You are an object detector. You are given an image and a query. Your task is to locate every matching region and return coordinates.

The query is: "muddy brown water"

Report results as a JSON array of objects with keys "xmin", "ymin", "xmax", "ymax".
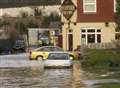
[
  {"xmin": 1, "ymin": 60, "xmax": 120, "ymax": 88},
  {"xmin": 0, "ymin": 61, "xmax": 91, "ymax": 88}
]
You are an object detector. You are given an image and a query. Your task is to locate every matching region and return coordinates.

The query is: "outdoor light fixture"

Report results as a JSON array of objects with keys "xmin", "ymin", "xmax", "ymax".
[
  {"xmin": 105, "ymin": 22, "xmax": 109, "ymax": 27},
  {"xmin": 74, "ymin": 22, "xmax": 77, "ymax": 25}
]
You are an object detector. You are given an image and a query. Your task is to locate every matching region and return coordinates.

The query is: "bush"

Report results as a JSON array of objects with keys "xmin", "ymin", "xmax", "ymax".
[
  {"xmin": 113, "ymin": 40, "xmax": 120, "ymax": 49},
  {"xmin": 81, "ymin": 49, "xmax": 120, "ymax": 70}
]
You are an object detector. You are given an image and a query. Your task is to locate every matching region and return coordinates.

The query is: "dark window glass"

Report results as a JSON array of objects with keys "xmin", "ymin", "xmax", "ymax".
[
  {"xmin": 48, "ymin": 53, "xmax": 69, "ymax": 60},
  {"xmin": 87, "ymin": 29, "xmax": 95, "ymax": 32},
  {"xmin": 115, "ymin": 28, "xmax": 120, "ymax": 32},
  {"xmin": 115, "ymin": 33, "xmax": 120, "ymax": 40},
  {"xmin": 81, "ymin": 30, "xmax": 86, "ymax": 32},
  {"xmin": 88, "ymin": 34, "xmax": 95, "ymax": 43},
  {"xmin": 97, "ymin": 34, "xmax": 101, "ymax": 43},
  {"xmin": 50, "ymin": 47, "xmax": 63, "ymax": 51},
  {"xmin": 97, "ymin": 29, "xmax": 101, "ymax": 32},
  {"xmin": 37, "ymin": 47, "xmax": 50, "ymax": 51},
  {"xmin": 36, "ymin": 46, "xmax": 63, "ymax": 51},
  {"xmin": 82, "ymin": 34, "xmax": 86, "ymax": 38}
]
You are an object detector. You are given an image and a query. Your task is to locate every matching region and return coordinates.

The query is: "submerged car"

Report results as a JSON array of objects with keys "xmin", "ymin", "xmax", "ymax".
[
  {"xmin": 44, "ymin": 52, "xmax": 73, "ymax": 68},
  {"xmin": 29, "ymin": 46, "xmax": 76, "ymax": 60},
  {"xmin": 29, "ymin": 46, "xmax": 64, "ymax": 60}
]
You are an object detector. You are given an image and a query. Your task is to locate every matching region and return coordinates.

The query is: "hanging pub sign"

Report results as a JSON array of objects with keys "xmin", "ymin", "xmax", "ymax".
[{"xmin": 60, "ymin": 0, "xmax": 76, "ymax": 20}]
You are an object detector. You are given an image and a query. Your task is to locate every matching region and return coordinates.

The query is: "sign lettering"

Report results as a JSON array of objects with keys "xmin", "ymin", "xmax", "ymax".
[{"xmin": 60, "ymin": 0, "xmax": 76, "ymax": 20}]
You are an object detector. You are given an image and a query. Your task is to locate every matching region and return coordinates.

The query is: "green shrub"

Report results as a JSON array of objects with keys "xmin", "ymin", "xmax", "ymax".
[{"xmin": 81, "ymin": 49, "xmax": 120, "ymax": 70}]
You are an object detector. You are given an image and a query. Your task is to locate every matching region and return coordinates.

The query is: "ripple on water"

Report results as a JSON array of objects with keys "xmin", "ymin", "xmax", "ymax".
[
  {"xmin": 0, "ymin": 62, "xmax": 89, "ymax": 88},
  {"xmin": 0, "ymin": 61, "xmax": 97, "ymax": 88}
]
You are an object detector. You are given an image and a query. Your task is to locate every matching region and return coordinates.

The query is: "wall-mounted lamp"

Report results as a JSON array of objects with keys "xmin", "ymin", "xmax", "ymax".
[
  {"xmin": 105, "ymin": 22, "xmax": 109, "ymax": 27},
  {"xmin": 73, "ymin": 22, "xmax": 77, "ymax": 25}
]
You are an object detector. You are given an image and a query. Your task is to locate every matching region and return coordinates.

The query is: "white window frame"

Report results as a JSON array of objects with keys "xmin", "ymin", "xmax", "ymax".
[
  {"xmin": 81, "ymin": 28, "xmax": 101, "ymax": 45},
  {"xmin": 83, "ymin": 0, "xmax": 97, "ymax": 13},
  {"xmin": 114, "ymin": 0, "xmax": 116, "ymax": 12}
]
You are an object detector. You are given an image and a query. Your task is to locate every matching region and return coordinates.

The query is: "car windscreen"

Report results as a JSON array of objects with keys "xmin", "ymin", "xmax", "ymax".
[
  {"xmin": 36, "ymin": 47, "xmax": 51, "ymax": 51},
  {"xmin": 50, "ymin": 47, "xmax": 63, "ymax": 51},
  {"xmin": 48, "ymin": 53, "xmax": 69, "ymax": 60},
  {"xmin": 36, "ymin": 46, "xmax": 63, "ymax": 51}
]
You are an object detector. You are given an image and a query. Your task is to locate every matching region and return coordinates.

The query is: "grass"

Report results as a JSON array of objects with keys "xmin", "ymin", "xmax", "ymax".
[
  {"xmin": 98, "ymin": 83, "xmax": 120, "ymax": 88},
  {"xmin": 81, "ymin": 49, "xmax": 120, "ymax": 71}
]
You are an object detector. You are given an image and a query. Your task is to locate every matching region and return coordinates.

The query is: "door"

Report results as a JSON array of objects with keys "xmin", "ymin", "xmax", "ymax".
[
  {"xmin": 68, "ymin": 34, "xmax": 73, "ymax": 51},
  {"xmin": 57, "ymin": 35, "xmax": 63, "ymax": 48}
]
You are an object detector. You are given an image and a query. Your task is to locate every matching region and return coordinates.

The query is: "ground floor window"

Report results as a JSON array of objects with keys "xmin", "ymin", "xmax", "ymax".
[
  {"xmin": 87, "ymin": 34, "xmax": 95, "ymax": 43},
  {"xmin": 81, "ymin": 28, "xmax": 101, "ymax": 45},
  {"xmin": 115, "ymin": 32, "xmax": 120, "ymax": 40}
]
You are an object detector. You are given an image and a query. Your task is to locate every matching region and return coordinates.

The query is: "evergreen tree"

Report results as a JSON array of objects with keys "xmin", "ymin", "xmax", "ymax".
[
  {"xmin": 114, "ymin": 0, "xmax": 120, "ymax": 50},
  {"xmin": 115, "ymin": 0, "xmax": 120, "ymax": 32}
]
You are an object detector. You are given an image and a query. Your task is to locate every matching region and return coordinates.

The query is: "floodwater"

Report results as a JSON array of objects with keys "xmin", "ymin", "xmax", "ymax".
[
  {"xmin": 0, "ymin": 61, "xmax": 90, "ymax": 88},
  {"xmin": 1, "ymin": 55, "xmax": 120, "ymax": 88}
]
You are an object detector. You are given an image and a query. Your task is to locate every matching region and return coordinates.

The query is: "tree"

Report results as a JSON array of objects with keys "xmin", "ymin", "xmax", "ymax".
[
  {"xmin": 34, "ymin": 7, "xmax": 42, "ymax": 17},
  {"xmin": 8, "ymin": 27, "xmax": 20, "ymax": 40},
  {"xmin": 41, "ymin": 12, "xmax": 61, "ymax": 28},
  {"xmin": 15, "ymin": 21, "xmax": 27, "ymax": 34},
  {"xmin": 27, "ymin": 20, "xmax": 39, "ymax": 28},
  {"xmin": 115, "ymin": 0, "xmax": 120, "ymax": 32},
  {"xmin": 114, "ymin": 0, "xmax": 120, "ymax": 51},
  {"xmin": 0, "ymin": 18, "xmax": 10, "ymax": 28}
]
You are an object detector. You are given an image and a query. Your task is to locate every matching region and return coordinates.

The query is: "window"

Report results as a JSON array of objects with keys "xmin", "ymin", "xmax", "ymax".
[
  {"xmin": 97, "ymin": 34, "xmax": 101, "ymax": 43},
  {"xmin": 82, "ymin": 34, "xmax": 86, "ymax": 38},
  {"xmin": 88, "ymin": 34, "xmax": 95, "ymax": 43},
  {"xmin": 81, "ymin": 29, "xmax": 86, "ymax": 32},
  {"xmin": 97, "ymin": 29, "xmax": 101, "ymax": 32},
  {"xmin": 115, "ymin": 33, "xmax": 120, "ymax": 40},
  {"xmin": 81, "ymin": 28, "xmax": 101, "ymax": 44},
  {"xmin": 48, "ymin": 53, "xmax": 69, "ymax": 60},
  {"xmin": 83, "ymin": 0, "xmax": 96, "ymax": 13},
  {"xmin": 114, "ymin": 0, "xmax": 116, "ymax": 12},
  {"xmin": 87, "ymin": 29, "xmax": 95, "ymax": 32}
]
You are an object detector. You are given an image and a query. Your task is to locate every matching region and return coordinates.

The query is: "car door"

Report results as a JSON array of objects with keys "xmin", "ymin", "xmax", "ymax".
[{"xmin": 36, "ymin": 47, "xmax": 50, "ymax": 59}]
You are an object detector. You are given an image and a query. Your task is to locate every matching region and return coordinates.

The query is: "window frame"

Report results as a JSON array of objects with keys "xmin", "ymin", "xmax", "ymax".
[
  {"xmin": 81, "ymin": 28, "xmax": 101, "ymax": 45},
  {"xmin": 83, "ymin": 0, "xmax": 97, "ymax": 13},
  {"xmin": 114, "ymin": 0, "xmax": 116, "ymax": 12}
]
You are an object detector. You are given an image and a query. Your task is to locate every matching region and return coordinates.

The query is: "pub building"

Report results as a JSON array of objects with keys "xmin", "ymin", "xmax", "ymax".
[{"xmin": 61, "ymin": 0, "xmax": 120, "ymax": 51}]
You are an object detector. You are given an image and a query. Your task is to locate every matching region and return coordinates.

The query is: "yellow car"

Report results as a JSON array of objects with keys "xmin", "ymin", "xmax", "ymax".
[
  {"xmin": 29, "ymin": 46, "xmax": 76, "ymax": 60},
  {"xmin": 29, "ymin": 46, "xmax": 64, "ymax": 60}
]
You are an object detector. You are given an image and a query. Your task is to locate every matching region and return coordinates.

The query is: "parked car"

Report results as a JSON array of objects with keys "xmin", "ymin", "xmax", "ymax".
[
  {"xmin": 12, "ymin": 38, "xmax": 26, "ymax": 53},
  {"xmin": 44, "ymin": 52, "xmax": 73, "ymax": 68},
  {"xmin": 0, "ymin": 38, "xmax": 26, "ymax": 54},
  {"xmin": 29, "ymin": 46, "xmax": 75, "ymax": 60},
  {"xmin": 29, "ymin": 46, "xmax": 63, "ymax": 60}
]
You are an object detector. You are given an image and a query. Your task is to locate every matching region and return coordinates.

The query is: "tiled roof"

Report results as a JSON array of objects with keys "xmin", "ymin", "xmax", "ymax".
[{"xmin": 0, "ymin": 0, "xmax": 61, "ymax": 8}]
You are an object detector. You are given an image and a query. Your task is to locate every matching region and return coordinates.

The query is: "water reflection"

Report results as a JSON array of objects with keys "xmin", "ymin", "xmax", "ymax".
[
  {"xmin": 72, "ymin": 61, "xmax": 85, "ymax": 88},
  {"xmin": 0, "ymin": 61, "xmax": 89, "ymax": 88}
]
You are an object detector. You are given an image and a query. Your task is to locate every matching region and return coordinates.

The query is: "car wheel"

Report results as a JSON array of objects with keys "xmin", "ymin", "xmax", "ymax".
[{"xmin": 37, "ymin": 56, "xmax": 43, "ymax": 60}]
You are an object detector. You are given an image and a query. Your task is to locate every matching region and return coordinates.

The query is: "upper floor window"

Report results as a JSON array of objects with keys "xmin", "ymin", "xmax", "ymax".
[
  {"xmin": 83, "ymin": 0, "xmax": 97, "ymax": 13},
  {"xmin": 114, "ymin": 0, "xmax": 116, "ymax": 12},
  {"xmin": 114, "ymin": 0, "xmax": 118, "ymax": 12}
]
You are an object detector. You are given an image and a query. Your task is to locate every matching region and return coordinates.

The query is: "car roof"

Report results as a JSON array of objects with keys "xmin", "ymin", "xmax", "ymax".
[
  {"xmin": 34, "ymin": 46, "xmax": 63, "ymax": 51},
  {"xmin": 49, "ymin": 51, "xmax": 68, "ymax": 54}
]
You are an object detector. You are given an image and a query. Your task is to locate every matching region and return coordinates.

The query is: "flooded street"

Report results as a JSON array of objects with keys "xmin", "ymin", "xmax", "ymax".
[
  {"xmin": 1, "ymin": 54, "xmax": 120, "ymax": 88},
  {"xmin": 0, "ymin": 61, "xmax": 89, "ymax": 88}
]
